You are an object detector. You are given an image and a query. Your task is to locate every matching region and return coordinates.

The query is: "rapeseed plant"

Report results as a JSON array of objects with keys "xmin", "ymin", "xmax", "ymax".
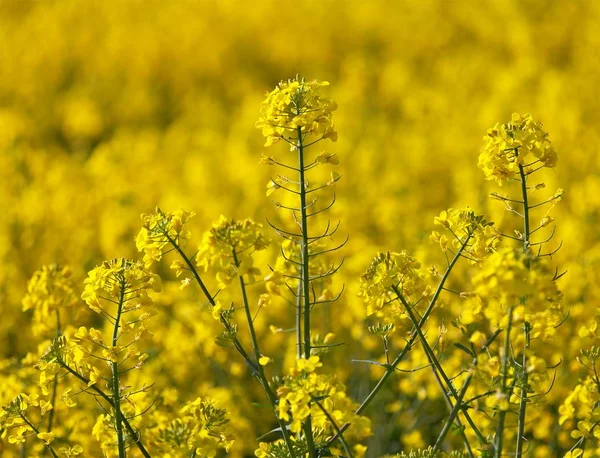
[
  {"xmin": 1, "ymin": 3, "xmax": 599, "ymax": 455},
  {"xmin": 0, "ymin": 75, "xmax": 577, "ymax": 458}
]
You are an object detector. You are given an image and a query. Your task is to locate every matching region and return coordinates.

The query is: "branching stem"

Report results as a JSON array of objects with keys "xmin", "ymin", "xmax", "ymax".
[{"xmin": 326, "ymin": 235, "xmax": 477, "ymax": 447}]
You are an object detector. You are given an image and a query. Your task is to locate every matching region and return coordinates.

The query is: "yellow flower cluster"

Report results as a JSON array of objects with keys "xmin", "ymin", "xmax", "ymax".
[
  {"xmin": 275, "ymin": 355, "xmax": 371, "ymax": 440},
  {"xmin": 2, "ymin": 2, "xmax": 600, "ymax": 455},
  {"xmin": 431, "ymin": 207, "xmax": 500, "ymax": 264},
  {"xmin": 358, "ymin": 251, "xmax": 426, "ymax": 318},
  {"xmin": 81, "ymin": 258, "xmax": 160, "ymax": 316},
  {"xmin": 136, "ymin": 208, "xmax": 196, "ymax": 268},
  {"xmin": 21, "ymin": 264, "xmax": 77, "ymax": 336},
  {"xmin": 0, "ymin": 394, "xmax": 53, "ymax": 445},
  {"xmin": 256, "ymin": 77, "xmax": 338, "ymax": 147},
  {"xmin": 196, "ymin": 216, "xmax": 270, "ymax": 288},
  {"xmin": 466, "ymin": 248, "xmax": 563, "ymax": 339},
  {"xmin": 559, "ymin": 348, "xmax": 600, "ymax": 456},
  {"xmin": 152, "ymin": 397, "xmax": 234, "ymax": 457},
  {"xmin": 478, "ymin": 113, "xmax": 558, "ymax": 185}
]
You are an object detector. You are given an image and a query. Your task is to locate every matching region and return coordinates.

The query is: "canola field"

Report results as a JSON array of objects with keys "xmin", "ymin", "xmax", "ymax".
[{"xmin": 1, "ymin": 1, "xmax": 600, "ymax": 457}]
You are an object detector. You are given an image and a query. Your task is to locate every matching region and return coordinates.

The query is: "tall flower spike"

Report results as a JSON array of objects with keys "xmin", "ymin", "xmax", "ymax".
[
  {"xmin": 258, "ymin": 77, "xmax": 343, "ymax": 457},
  {"xmin": 478, "ymin": 113, "xmax": 558, "ymax": 186},
  {"xmin": 256, "ymin": 76, "xmax": 338, "ymax": 147}
]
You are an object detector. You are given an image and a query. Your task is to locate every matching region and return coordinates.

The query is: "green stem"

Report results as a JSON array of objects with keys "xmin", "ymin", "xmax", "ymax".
[
  {"xmin": 516, "ymin": 163, "xmax": 531, "ymax": 457},
  {"xmin": 429, "ymin": 357, "xmax": 475, "ymax": 458},
  {"xmin": 166, "ymin": 234, "xmax": 256, "ymax": 367},
  {"xmin": 297, "ymin": 125, "xmax": 318, "ymax": 458},
  {"xmin": 233, "ymin": 250, "xmax": 265, "ymax": 365},
  {"xmin": 168, "ymin": 237, "xmax": 296, "ymax": 458},
  {"xmin": 495, "ymin": 306, "xmax": 513, "ymax": 458},
  {"xmin": 314, "ymin": 399, "xmax": 354, "ymax": 458},
  {"xmin": 516, "ymin": 323, "xmax": 530, "ymax": 458},
  {"xmin": 112, "ymin": 272, "xmax": 127, "ymax": 458},
  {"xmin": 433, "ymin": 371, "xmax": 474, "ymax": 452},
  {"xmin": 296, "ymin": 281, "xmax": 303, "ymax": 359},
  {"xmin": 518, "ymin": 163, "xmax": 531, "ymax": 255},
  {"xmin": 58, "ymin": 361, "xmax": 152, "ymax": 458},
  {"xmin": 393, "ymin": 286, "xmax": 484, "ymax": 450},
  {"xmin": 326, "ymin": 235, "xmax": 473, "ymax": 446},
  {"xmin": 46, "ymin": 309, "xmax": 61, "ymax": 436},
  {"xmin": 20, "ymin": 414, "xmax": 59, "ymax": 458}
]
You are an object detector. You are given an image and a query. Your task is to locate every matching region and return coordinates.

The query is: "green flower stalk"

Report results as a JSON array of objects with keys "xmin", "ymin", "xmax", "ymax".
[
  {"xmin": 258, "ymin": 76, "xmax": 342, "ymax": 458},
  {"xmin": 479, "ymin": 113, "xmax": 563, "ymax": 457}
]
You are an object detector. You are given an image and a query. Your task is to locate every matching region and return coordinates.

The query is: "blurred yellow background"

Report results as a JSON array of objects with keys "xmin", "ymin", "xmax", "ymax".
[{"xmin": 1, "ymin": 1, "xmax": 599, "ymax": 456}]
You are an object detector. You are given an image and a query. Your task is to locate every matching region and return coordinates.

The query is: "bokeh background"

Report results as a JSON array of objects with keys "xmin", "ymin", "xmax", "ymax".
[{"xmin": 1, "ymin": 0, "xmax": 600, "ymax": 456}]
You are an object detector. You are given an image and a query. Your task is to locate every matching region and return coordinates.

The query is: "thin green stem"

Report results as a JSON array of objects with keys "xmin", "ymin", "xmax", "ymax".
[
  {"xmin": 166, "ymin": 234, "xmax": 256, "ymax": 367},
  {"xmin": 495, "ymin": 306, "xmax": 513, "ymax": 458},
  {"xmin": 326, "ymin": 235, "xmax": 473, "ymax": 447},
  {"xmin": 393, "ymin": 286, "xmax": 484, "ymax": 450},
  {"xmin": 19, "ymin": 414, "xmax": 59, "ymax": 458},
  {"xmin": 314, "ymin": 399, "xmax": 354, "ymax": 458},
  {"xmin": 296, "ymin": 281, "xmax": 303, "ymax": 359},
  {"xmin": 433, "ymin": 371, "xmax": 474, "ymax": 452},
  {"xmin": 45, "ymin": 309, "xmax": 61, "ymax": 436},
  {"xmin": 516, "ymin": 323, "xmax": 531, "ymax": 458},
  {"xmin": 518, "ymin": 164, "xmax": 531, "ymax": 254},
  {"xmin": 167, "ymin": 237, "xmax": 297, "ymax": 458},
  {"xmin": 58, "ymin": 361, "xmax": 151, "ymax": 458},
  {"xmin": 112, "ymin": 272, "xmax": 127, "ymax": 458},
  {"xmin": 297, "ymin": 125, "xmax": 317, "ymax": 458},
  {"xmin": 429, "ymin": 357, "xmax": 475, "ymax": 458},
  {"xmin": 233, "ymin": 250, "xmax": 264, "ymax": 365},
  {"xmin": 516, "ymin": 163, "xmax": 531, "ymax": 457}
]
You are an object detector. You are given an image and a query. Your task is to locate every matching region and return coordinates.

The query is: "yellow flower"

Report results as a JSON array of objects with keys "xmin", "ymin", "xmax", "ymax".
[
  {"xmin": 136, "ymin": 208, "xmax": 196, "ymax": 267},
  {"xmin": 197, "ymin": 216, "xmax": 269, "ymax": 288},
  {"xmin": 37, "ymin": 432, "xmax": 55, "ymax": 445},
  {"xmin": 479, "ymin": 113, "xmax": 558, "ymax": 186},
  {"xmin": 22, "ymin": 264, "xmax": 77, "ymax": 336},
  {"xmin": 358, "ymin": 251, "xmax": 424, "ymax": 319},
  {"xmin": 256, "ymin": 76, "xmax": 337, "ymax": 147},
  {"xmin": 432, "ymin": 207, "xmax": 499, "ymax": 263},
  {"xmin": 259, "ymin": 356, "xmax": 272, "ymax": 366}
]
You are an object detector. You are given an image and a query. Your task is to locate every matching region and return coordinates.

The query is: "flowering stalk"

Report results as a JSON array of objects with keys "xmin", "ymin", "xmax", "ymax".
[
  {"xmin": 328, "ymin": 236, "xmax": 472, "ymax": 446},
  {"xmin": 393, "ymin": 286, "xmax": 485, "ymax": 451},
  {"xmin": 295, "ymin": 125, "xmax": 318, "ymax": 458},
  {"xmin": 56, "ymin": 360, "xmax": 152, "ymax": 458},
  {"xmin": 257, "ymin": 77, "xmax": 340, "ymax": 456},
  {"xmin": 479, "ymin": 114, "xmax": 560, "ymax": 456},
  {"xmin": 165, "ymin": 236, "xmax": 298, "ymax": 458}
]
